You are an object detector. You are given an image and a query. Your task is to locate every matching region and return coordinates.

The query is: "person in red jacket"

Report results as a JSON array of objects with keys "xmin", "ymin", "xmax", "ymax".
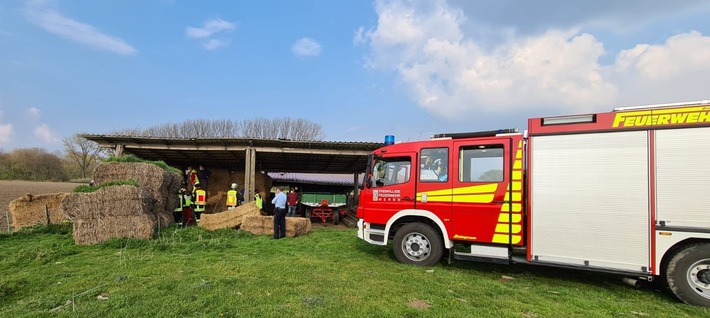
[{"xmin": 287, "ymin": 187, "xmax": 299, "ymax": 217}]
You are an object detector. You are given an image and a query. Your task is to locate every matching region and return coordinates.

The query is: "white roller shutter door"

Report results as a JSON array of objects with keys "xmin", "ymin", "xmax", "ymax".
[{"xmin": 530, "ymin": 131, "xmax": 650, "ymax": 272}]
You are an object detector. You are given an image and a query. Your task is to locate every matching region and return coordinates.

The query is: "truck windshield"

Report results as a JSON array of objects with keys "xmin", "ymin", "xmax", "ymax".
[{"xmin": 370, "ymin": 156, "xmax": 411, "ymax": 188}]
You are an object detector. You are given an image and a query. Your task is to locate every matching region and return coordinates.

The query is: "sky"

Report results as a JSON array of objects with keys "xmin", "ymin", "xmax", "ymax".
[{"xmin": 1, "ymin": 0, "xmax": 709, "ymax": 152}]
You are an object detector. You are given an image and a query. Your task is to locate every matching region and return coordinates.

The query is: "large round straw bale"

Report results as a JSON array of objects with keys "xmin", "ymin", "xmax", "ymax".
[{"xmin": 9, "ymin": 193, "xmax": 70, "ymax": 229}]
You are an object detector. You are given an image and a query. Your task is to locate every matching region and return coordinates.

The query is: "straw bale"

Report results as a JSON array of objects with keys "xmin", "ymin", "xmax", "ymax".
[
  {"xmin": 9, "ymin": 193, "xmax": 70, "ymax": 229},
  {"xmin": 205, "ymin": 169, "xmax": 272, "ymax": 200},
  {"xmin": 240, "ymin": 215, "xmax": 311, "ymax": 237},
  {"xmin": 93, "ymin": 162, "xmax": 180, "ymax": 227},
  {"xmin": 198, "ymin": 203, "xmax": 261, "ymax": 231},
  {"xmin": 63, "ymin": 185, "xmax": 158, "ymax": 245},
  {"xmin": 71, "ymin": 215, "xmax": 156, "ymax": 246}
]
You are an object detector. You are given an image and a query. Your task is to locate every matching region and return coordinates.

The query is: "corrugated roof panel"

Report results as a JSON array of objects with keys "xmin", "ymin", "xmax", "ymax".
[{"xmin": 268, "ymin": 172, "xmax": 363, "ymax": 186}]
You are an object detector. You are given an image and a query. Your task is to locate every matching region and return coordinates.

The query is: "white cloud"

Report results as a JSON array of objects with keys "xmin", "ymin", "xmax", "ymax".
[
  {"xmin": 24, "ymin": 0, "xmax": 137, "ymax": 55},
  {"xmin": 28, "ymin": 107, "xmax": 41, "ymax": 118},
  {"xmin": 186, "ymin": 18, "xmax": 236, "ymax": 39},
  {"xmin": 358, "ymin": 0, "xmax": 710, "ymax": 118},
  {"xmin": 33, "ymin": 123, "xmax": 59, "ymax": 144},
  {"xmin": 0, "ymin": 109, "xmax": 13, "ymax": 143},
  {"xmin": 185, "ymin": 18, "xmax": 236, "ymax": 50},
  {"xmin": 202, "ymin": 39, "xmax": 228, "ymax": 51},
  {"xmin": 292, "ymin": 38, "xmax": 322, "ymax": 57}
]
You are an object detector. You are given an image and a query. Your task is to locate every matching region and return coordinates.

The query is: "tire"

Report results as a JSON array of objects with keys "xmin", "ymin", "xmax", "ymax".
[
  {"xmin": 333, "ymin": 209, "xmax": 340, "ymax": 225},
  {"xmin": 392, "ymin": 222, "xmax": 443, "ymax": 267},
  {"xmin": 666, "ymin": 243, "xmax": 710, "ymax": 307}
]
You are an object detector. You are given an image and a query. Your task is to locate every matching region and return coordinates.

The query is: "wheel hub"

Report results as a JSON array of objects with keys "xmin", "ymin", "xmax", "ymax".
[
  {"xmin": 403, "ymin": 233, "xmax": 430, "ymax": 260},
  {"xmin": 688, "ymin": 260, "xmax": 710, "ymax": 299}
]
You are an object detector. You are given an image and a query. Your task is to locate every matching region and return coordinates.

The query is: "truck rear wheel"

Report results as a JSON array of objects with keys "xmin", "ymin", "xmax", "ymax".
[
  {"xmin": 393, "ymin": 222, "xmax": 443, "ymax": 266},
  {"xmin": 666, "ymin": 243, "xmax": 710, "ymax": 307}
]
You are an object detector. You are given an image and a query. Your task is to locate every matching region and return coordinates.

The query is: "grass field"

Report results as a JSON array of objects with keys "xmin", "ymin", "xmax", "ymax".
[{"xmin": 1, "ymin": 224, "xmax": 708, "ymax": 317}]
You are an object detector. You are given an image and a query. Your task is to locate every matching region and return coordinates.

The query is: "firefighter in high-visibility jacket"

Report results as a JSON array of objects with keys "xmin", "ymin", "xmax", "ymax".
[
  {"xmin": 193, "ymin": 182, "xmax": 206, "ymax": 221},
  {"xmin": 254, "ymin": 190, "xmax": 263, "ymax": 213},
  {"xmin": 226, "ymin": 183, "xmax": 239, "ymax": 209},
  {"xmin": 174, "ymin": 187, "xmax": 187, "ymax": 223}
]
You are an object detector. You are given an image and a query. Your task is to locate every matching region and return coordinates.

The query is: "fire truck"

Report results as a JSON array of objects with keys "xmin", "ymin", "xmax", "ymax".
[{"xmin": 356, "ymin": 100, "xmax": 710, "ymax": 306}]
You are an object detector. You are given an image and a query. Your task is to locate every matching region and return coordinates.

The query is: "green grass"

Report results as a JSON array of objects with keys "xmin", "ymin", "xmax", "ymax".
[{"xmin": 0, "ymin": 225, "xmax": 707, "ymax": 318}]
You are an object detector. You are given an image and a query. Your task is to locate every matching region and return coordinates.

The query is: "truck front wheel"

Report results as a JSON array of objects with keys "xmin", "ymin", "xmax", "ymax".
[
  {"xmin": 393, "ymin": 223, "xmax": 443, "ymax": 266},
  {"xmin": 666, "ymin": 243, "xmax": 710, "ymax": 307}
]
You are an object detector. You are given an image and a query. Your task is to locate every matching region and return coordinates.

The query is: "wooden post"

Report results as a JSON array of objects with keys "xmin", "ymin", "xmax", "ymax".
[
  {"xmin": 244, "ymin": 147, "xmax": 256, "ymax": 203},
  {"xmin": 45, "ymin": 205, "xmax": 51, "ymax": 225}
]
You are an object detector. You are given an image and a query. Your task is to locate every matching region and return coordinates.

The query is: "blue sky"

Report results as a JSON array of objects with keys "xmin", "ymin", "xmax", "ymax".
[{"xmin": 1, "ymin": 0, "xmax": 709, "ymax": 152}]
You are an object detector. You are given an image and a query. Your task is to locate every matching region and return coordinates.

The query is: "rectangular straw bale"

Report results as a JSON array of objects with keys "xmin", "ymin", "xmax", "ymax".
[
  {"xmin": 93, "ymin": 162, "xmax": 180, "ymax": 227},
  {"xmin": 71, "ymin": 215, "xmax": 156, "ymax": 245},
  {"xmin": 9, "ymin": 193, "xmax": 70, "ymax": 229},
  {"xmin": 204, "ymin": 169, "xmax": 272, "ymax": 202},
  {"xmin": 199, "ymin": 203, "xmax": 261, "ymax": 230},
  {"xmin": 63, "ymin": 185, "xmax": 158, "ymax": 245},
  {"xmin": 240, "ymin": 215, "xmax": 311, "ymax": 237}
]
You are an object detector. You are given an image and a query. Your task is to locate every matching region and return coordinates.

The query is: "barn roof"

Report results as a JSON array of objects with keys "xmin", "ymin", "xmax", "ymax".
[{"xmin": 81, "ymin": 134, "xmax": 383, "ymax": 174}]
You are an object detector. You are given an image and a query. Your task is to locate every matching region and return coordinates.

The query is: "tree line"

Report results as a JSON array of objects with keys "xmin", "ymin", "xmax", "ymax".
[{"xmin": 2, "ymin": 117, "xmax": 324, "ymax": 181}]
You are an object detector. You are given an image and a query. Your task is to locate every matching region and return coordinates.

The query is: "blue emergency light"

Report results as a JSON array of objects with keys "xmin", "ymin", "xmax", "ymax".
[{"xmin": 384, "ymin": 135, "xmax": 395, "ymax": 145}]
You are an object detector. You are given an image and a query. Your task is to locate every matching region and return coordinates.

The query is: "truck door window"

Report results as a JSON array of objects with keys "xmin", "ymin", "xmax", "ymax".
[
  {"xmin": 420, "ymin": 147, "xmax": 449, "ymax": 182},
  {"xmin": 459, "ymin": 145, "xmax": 504, "ymax": 182},
  {"xmin": 372, "ymin": 157, "xmax": 411, "ymax": 187}
]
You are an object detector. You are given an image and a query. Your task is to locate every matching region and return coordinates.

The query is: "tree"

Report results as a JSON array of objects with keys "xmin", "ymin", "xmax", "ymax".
[
  {"xmin": 111, "ymin": 117, "xmax": 325, "ymax": 141},
  {"xmin": 3, "ymin": 148, "xmax": 68, "ymax": 181},
  {"xmin": 63, "ymin": 134, "xmax": 106, "ymax": 179},
  {"xmin": 479, "ymin": 169, "xmax": 504, "ymax": 182}
]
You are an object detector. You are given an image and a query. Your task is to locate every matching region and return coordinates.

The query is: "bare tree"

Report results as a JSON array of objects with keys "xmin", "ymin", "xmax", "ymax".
[
  {"xmin": 63, "ymin": 134, "xmax": 105, "ymax": 179},
  {"xmin": 110, "ymin": 117, "xmax": 325, "ymax": 141},
  {"xmin": 4, "ymin": 148, "xmax": 68, "ymax": 181}
]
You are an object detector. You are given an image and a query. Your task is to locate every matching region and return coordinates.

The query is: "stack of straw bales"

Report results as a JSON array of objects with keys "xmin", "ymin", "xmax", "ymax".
[
  {"xmin": 199, "ymin": 203, "xmax": 261, "ymax": 230},
  {"xmin": 9, "ymin": 193, "xmax": 70, "ymax": 229},
  {"xmin": 205, "ymin": 169, "xmax": 272, "ymax": 199},
  {"xmin": 241, "ymin": 215, "xmax": 311, "ymax": 238},
  {"xmin": 63, "ymin": 185, "xmax": 157, "ymax": 245},
  {"xmin": 93, "ymin": 162, "xmax": 181, "ymax": 228}
]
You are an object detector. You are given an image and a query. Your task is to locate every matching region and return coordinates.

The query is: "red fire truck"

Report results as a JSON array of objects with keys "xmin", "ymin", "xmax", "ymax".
[{"xmin": 356, "ymin": 100, "xmax": 710, "ymax": 306}]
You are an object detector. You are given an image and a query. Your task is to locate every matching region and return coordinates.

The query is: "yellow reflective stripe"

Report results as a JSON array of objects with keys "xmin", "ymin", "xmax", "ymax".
[
  {"xmin": 500, "ymin": 203, "xmax": 522, "ymax": 212},
  {"xmin": 497, "ymin": 213, "xmax": 522, "ymax": 223},
  {"xmin": 453, "ymin": 194, "xmax": 495, "ymax": 203},
  {"xmin": 503, "ymin": 192, "xmax": 521, "ymax": 201},
  {"xmin": 452, "ymin": 184, "xmax": 497, "ymax": 194},
  {"xmin": 512, "ymin": 171, "xmax": 522, "ymax": 180},
  {"xmin": 495, "ymin": 224, "xmax": 522, "ymax": 234},
  {"xmin": 492, "ymin": 234, "xmax": 521, "ymax": 244},
  {"xmin": 513, "ymin": 160, "xmax": 522, "ymax": 169},
  {"xmin": 511, "ymin": 181, "xmax": 522, "ymax": 191},
  {"xmin": 516, "ymin": 150, "xmax": 522, "ymax": 159}
]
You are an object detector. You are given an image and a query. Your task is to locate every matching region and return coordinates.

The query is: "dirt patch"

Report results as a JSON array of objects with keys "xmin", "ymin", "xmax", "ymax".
[
  {"xmin": 408, "ymin": 299, "xmax": 431, "ymax": 310},
  {"xmin": 0, "ymin": 180, "xmax": 81, "ymax": 232}
]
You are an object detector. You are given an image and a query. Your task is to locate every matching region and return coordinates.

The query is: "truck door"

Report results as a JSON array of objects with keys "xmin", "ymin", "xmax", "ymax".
[
  {"xmin": 363, "ymin": 152, "xmax": 416, "ymax": 225},
  {"xmin": 450, "ymin": 137, "xmax": 520, "ymax": 245},
  {"xmin": 416, "ymin": 147, "xmax": 453, "ymax": 228}
]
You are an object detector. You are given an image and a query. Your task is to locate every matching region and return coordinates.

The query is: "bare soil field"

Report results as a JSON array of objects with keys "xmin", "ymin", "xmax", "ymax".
[{"xmin": 0, "ymin": 180, "xmax": 81, "ymax": 232}]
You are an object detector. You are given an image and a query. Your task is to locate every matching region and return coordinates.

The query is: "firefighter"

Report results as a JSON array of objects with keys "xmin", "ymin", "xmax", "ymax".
[
  {"xmin": 174, "ymin": 186, "xmax": 187, "ymax": 224},
  {"xmin": 254, "ymin": 189, "xmax": 263, "ymax": 213},
  {"xmin": 193, "ymin": 182, "xmax": 206, "ymax": 221},
  {"xmin": 226, "ymin": 183, "xmax": 238, "ymax": 209},
  {"xmin": 181, "ymin": 189, "xmax": 194, "ymax": 226},
  {"xmin": 186, "ymin": 166, "xmax": 200, "ymax": 192}
]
